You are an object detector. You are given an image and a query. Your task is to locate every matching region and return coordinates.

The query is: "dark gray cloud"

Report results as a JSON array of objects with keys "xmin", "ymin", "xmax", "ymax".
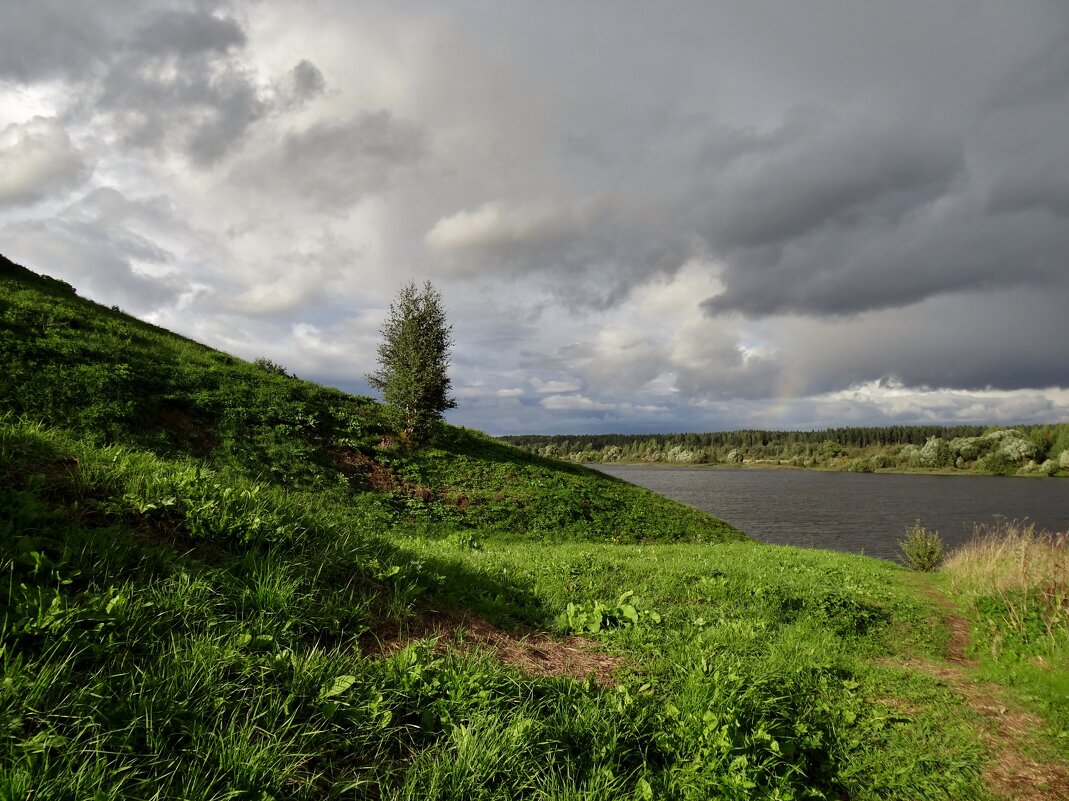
[
  {"xmin": 702, "ymin": 191, "xmax": 1069, "ymax": 317},
  {"xmin": 698, "ymin": 118, "xmax": 965, "ymax": 251},
  {"xmin": 130, "ymin": 8, "xmax": 245, "ymax": 55},
  {"xmin": 987, "ymin": 170, "xmax": 1069, "ymax": 218},
  {"xmin": 0, "ymin": 1, "xmax": 285, "ymax": 166},
  {"xmin": 0, "ymin": 1, "xmax": 238, "ymax": 80},
  {"xmin": 674, "ymin": 5, "xmax": 1069, "ymax": 320},
  {"xmin": 233, "ymin": 111, "xmax": 426, "ymax": 209},
  {"xmin": 274, "ymin": 60, "xmax": 326, "ymax": 109},
  {"xmin": 784, "ymin": 287, "xmax": 1069, "ymax": 396},
  {"xmin": 97, "ymin": 62, "xmax": 266, "ymax": 166},
  {"xmin": 983, "ymin": 10, "xmax": 1069, "ymax": 110},
  {"xmin": 94, "ymin": 10, "xmax": 264, "ymax": 165},
  {"xmin": 0, "ymin": 0, "xmax": 130, "ymax": 81}
]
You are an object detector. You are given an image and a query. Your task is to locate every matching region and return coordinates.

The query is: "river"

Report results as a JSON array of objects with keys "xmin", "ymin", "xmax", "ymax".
[{"xmin": 591, "ymin": 465, "xmax": 1069, "ymax": 562}]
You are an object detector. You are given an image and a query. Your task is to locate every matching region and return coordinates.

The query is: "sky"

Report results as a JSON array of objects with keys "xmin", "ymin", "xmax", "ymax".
[{"xmin": 2, "ymin": 1, "xmax": 1068, "ymax": 435}]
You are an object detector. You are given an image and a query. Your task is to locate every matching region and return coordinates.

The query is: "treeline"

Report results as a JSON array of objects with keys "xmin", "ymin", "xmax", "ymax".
[{"xmin": 501, "ymin": 424, "xmax": 1069, "ymax": 476}]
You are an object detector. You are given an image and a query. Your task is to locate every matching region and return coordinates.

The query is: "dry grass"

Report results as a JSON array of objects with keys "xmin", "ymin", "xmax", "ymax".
[
  {"xmin": 945, "ymin": 521, "xmax": 1068, "ymax": 598},
  {"xmin": 944, "ymin": 520, "xmax": 1069, "ymax": 647}
]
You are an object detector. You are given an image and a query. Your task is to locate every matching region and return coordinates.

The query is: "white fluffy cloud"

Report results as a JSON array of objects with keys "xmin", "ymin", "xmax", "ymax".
[
  {"xmin": 0, "ymin": 117, "xmax": 91, "ymax": 206},
  {"xmin": 540, "ymin": 394, "xmax": 615, "ymax": 412},
  {"xmin": 427, "ymin": 200, "xmax": 596, "ymax": 269}
]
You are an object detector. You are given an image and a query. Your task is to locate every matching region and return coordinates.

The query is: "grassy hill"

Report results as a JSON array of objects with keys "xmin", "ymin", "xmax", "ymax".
[
  {"xmin": 0, "ymin": 253, "xmax": 738, "ymax": 547},
  {"xmin": 1, "ymin": 254, "xmax": 1066, "ymax": 800}
]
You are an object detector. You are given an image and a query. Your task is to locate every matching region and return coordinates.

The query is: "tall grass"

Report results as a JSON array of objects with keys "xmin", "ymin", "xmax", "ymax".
[
  {"xmin": 945, "ymin": 521, "xmax": 1067, "ymax": 606},
  {"xmin": 944, "ymin": 520, "xmax": 1069, "ymax": 659}
]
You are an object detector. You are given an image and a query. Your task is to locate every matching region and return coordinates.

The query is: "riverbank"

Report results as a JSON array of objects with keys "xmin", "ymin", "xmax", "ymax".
[
  {"xmin": 503, "ymin": 427, "xmax": 1069, "ymax": 478},
  {"xmin": 588, "ymin": 459, "xmax": 1069, "ymax": 479},
  {"xmin": 591, "ymin": 459, "xmax": 988, "ymax": 474}
]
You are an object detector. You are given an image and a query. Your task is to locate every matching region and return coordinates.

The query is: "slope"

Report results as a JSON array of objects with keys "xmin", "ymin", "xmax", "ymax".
[{"xmin": 0, "ymin": 252, "xmax": 741, "ymax": 546}]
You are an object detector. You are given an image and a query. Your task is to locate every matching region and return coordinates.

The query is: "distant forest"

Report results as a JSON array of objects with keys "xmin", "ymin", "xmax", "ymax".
[{"xmin": 501, "ymin": 425, "xmax": 1069, "ymax": 476}]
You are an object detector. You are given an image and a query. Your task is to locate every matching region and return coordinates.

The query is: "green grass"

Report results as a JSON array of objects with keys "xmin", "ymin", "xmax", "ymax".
[
  {"xmin": 0, "ymin": 418, "xmax": 997, "ymax": 799},
  {"xmin": 0, "ymin": 254, "xmax": 1062, "ymax": 799}
]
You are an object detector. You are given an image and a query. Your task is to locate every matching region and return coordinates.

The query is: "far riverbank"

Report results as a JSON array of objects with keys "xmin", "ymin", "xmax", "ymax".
[{"xmin": 502, "ymin": 425, "xmax": 1069, "ymax": 478}]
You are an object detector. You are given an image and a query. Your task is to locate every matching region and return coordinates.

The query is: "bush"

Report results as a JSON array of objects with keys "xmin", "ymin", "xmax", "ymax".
[
  {"xmin": 899, "ymin": 520, "xmax": 944, "ymax": 571},
  {"xmin": 253, "ymin": 356, "xmax": 290, "ymax": 376}
]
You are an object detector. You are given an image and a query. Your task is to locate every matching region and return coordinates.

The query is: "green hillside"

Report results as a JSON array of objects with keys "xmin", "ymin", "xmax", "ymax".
[
  {"xmin": 2, "ymin": 254, "xmax": 1066, "ymax": 800},
  {"xmin": 0, "ymin": 253, "xmax": 740, "ymax": 546}
]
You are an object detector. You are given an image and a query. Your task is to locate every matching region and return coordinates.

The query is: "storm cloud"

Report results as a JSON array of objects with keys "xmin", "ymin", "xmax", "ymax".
[
  {"xmin": 237, "ymin": 111, "xmax": 427, "ymax": 210},
  {"xmin": 2, "ymin": 1, "xmax": 1068, "ymax": 433}
]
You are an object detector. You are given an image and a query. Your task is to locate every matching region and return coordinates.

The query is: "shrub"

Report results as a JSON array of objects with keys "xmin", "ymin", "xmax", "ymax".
[
  {"xmin": 899, "ymin": 520, "xmax": 944, "ymax": 571},
  {"xmin": 253, "ymin": 357, "xmax": 290, "ymax": 376}
]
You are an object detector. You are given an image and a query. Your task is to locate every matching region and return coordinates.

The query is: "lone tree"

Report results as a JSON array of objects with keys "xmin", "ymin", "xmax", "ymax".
[{"xmin": 366, "ymin": 281, "xmax": 456, "ymax": 443}]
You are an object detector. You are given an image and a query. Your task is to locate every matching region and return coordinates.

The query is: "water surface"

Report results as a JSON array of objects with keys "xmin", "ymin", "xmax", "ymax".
[{"xmin": 593, "ymin": 465, "xmax": 1069, "ymax": 561}]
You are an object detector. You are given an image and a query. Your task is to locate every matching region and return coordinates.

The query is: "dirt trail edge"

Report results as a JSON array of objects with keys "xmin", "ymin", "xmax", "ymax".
[{"xmin": 892, "ymin": 580, "xmax": 1069, "ymax": 801}]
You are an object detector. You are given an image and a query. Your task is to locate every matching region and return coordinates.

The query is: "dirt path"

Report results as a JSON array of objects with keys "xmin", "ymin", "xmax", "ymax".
[{"xmin": 895, "ymin": 579, "xmax": 1069, "ymax": 801}]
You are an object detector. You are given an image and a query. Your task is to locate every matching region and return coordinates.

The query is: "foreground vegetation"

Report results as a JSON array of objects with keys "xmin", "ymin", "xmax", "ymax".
[
  {"xmin": 942, "ymin": 522, "xmax": 1069, "ymax": 736},
  {"xmin": 2, "ymin": 254, "xmax": 1067, "ymax": 799},
  {"xmin": 503, "ymin": 426, "xmax": 1069, "ymax": 476}
]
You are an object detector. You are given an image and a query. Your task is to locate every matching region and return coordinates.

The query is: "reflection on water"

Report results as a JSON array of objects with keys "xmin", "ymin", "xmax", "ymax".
[{"xmin": 592, "ymin": 465, "xmax": 1069, "ymax": 562}]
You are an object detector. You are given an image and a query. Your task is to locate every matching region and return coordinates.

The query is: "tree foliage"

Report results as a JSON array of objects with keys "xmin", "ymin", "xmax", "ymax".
[
  {"xmin": 366, "ymin": 281, "xmax": 456, "ymax": 443},
  {"xmin": 501, "ymin": 424, "xmax": 1069, "ymax": 476}
]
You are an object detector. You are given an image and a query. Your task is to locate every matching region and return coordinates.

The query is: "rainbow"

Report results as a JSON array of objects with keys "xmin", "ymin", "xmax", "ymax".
[{"xmin": 759, "ymin": 372, "xmax": 809, "ymax": 430}]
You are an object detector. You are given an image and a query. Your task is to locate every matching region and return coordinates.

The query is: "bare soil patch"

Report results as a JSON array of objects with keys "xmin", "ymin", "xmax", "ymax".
[
  {"xmin": 154, "ymin": 404, "xmax": 219, "ymax": 456},
  {"xmin": 363, "ymin": 612, "xmax": 624, "ymax": 685},
  {"xmin": 331, "ymin": 447, "xmax": 396, "ymax": 493}
]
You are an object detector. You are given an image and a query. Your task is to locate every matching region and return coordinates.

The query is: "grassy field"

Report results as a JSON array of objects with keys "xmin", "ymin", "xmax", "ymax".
[{"xmin": 2, "ymin": 254, "xmax": 1067, "ymax": 799}]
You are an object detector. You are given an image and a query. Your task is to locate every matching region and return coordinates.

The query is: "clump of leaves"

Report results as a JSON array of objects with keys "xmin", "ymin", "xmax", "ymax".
[
  {"xmin": 253, "ymin": 356, "xmax": 290, "ymax": 377},
  {"xmin": 446, "ymin": 529, "xmax": 483, "ymax": 551},
  {"xmin": 557, "ymin": 591, "xmax": 661, "ymax": 634},
  {"xmin": 899, "ymin": 519, "xmax": 944, "ymax": 571}
]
